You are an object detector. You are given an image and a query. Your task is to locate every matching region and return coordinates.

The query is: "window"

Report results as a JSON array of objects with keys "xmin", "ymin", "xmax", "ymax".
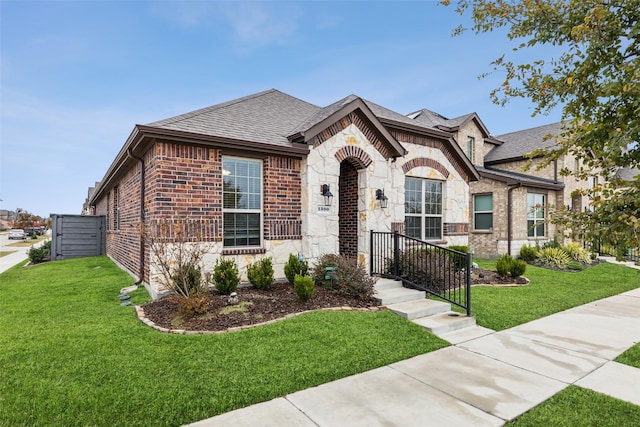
[
  {"xmin": 466, "ymin": 136, "xmax": 475, "ymax": 162},
  {"xmin": 112, "ymin": 186, "xmax": 119, "ymax": 231},
  {"xmin": 405, "ymin": 178, "xmax": 443, "ymax": 240},
  {"xmin": 222, "ymin": 158, "xmax": 262, "ymax": 247},
  {"xmin": 527, "ymin": 193, "xmax": 545, "ymax": 237},
  {"xmin": 473, "ymin": 194, "xmax": 493, "ymax": 231},
  {"xmin": 588, "ymin": 176, "xmax": 598, "ymax": 188}
]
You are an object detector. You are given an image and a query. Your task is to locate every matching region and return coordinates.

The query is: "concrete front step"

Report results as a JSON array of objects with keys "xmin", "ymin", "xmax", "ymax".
[
  {"xmin": 387, "ymin": 299, "xmax": 451, "ymax": 320},
  {"xmin": 374, "ymin": 278, "xmax": 403, "ymax": 291},
  {"xmin": 375, "ymin": 287, "xmax": 426, "ymax": 305},
  {"xmin": 412, "ymin": 311, "xmax": 476, "ymax": 335}
]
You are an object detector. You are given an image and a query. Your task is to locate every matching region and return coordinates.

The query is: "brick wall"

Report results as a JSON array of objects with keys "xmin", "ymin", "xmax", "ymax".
[
  {"xmin": 339, "ymin": 160, "xmax": 359, "ymax": 259},
  {"xmin": 264, "ymin": 156, "xmax": 302, "ymax": 240}
]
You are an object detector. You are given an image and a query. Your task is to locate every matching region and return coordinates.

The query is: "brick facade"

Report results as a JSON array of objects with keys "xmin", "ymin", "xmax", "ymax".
[{"xmin": 338, "ymin": 160, "xmax": 359, "ymax": 259}]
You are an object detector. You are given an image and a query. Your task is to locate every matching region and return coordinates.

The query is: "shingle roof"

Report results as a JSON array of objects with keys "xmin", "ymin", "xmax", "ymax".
[
  {"xmin": 485, "ymin": 122, "xmax": 564, "ymax": 164},
  {"xmin": 287, "ymin": 94, "xmax": 359, "ymax": 136},
  {"xmin": 147, "ymin": 89, "xmax": 321, "ymax": 148},
  {"xmin": 406, "ymin": 109, "xmax": 449, "ymax": 128},
  {"xmin": 615, "ymin": 167, "xmax": 640, "ymax": 182},
  {"xmin": 477, "ymin": 166, "xmax": 565, "ymax": 190}
]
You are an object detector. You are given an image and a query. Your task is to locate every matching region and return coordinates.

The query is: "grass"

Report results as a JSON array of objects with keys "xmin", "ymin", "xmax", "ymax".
[
  {"xmin": 0, "ymin": 256, "xmax": 448, "ymax": 427},
  {"xmin": 470, "ymin": 259, "xmax": 640, "ymax": 330},
  {"xmin": 0, "ymin": 250, "xmax": 17, "ymax": 257},
  {"xmin": 616, "ymin": 343, "xmax": 640, "ymax": 368},
  {"xmin": 5, "ymin": 235, "xmax": 49, "ymax": 247},
  {"xmin": 507, "ymin": 386, "xmax": 640, "ymax": 426}
]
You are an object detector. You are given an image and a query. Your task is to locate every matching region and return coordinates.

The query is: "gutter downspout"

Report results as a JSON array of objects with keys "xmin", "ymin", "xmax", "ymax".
[
  {"xmin": 127, "ymin": 148, "xmax": 145, "ymax": 285},
  {"xmin": 507, "ymin": 183, "xmax": 523, "ymax": 256}
]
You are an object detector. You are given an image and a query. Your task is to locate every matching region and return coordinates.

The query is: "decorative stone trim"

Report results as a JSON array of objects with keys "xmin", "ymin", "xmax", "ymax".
[
  {"xmin": 334, "ymin": 146, "xmax": 372, "ymax": 169},
  {"xmin": 222, "ymin": 247, "xmax": 267, "ymax": 255},
  {"xmin": 134, "ymin": 304, "xmax": 383, "ymax": 335},
  {"xmin": 391, "ymin": 130, "xmax": 470, "ymax": 182},
  {"xmin": 402, "ymin": 157, "xmax": 451, "ymax": 179}
]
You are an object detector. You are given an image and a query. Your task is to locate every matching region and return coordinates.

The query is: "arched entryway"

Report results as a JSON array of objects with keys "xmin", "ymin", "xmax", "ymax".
[{"xmin": 339, "ymin": 159, "xmax": 360, "ymax": 259}]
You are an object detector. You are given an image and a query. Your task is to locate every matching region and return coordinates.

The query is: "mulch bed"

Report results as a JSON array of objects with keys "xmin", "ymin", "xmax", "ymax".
[
  {"xmin": 472, "ymin": 268, "xmax": 529, "ymax": 286},
  {"xmin": 142, "ymin": 282, "xmax": 380, "ymax": 332},
  {"xmin": 141, "ymin": 268, "xmax": 533, "ymax": 333}
]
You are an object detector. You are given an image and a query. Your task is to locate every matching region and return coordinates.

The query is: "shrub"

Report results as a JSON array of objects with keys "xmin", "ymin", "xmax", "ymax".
[
  {"xmin": 28, "ymin": 240, "xmax": 51, "ymax": 264},
  {"xmin": 284, "ymin": 253, "xmax": 309, "ymax": 284},
  {"xmin": 496, "ymin": 254, "xmax": 513, "ymax": 277},
  {"xmin": 212, "ymin": 258, "xmax": 240, "ymax": 295},
  {"xmin": 246, "ymin": 257, "xmax": 274, "ymax": 290},
  {"xmin": 519, "ymin": 244, "xmax": 539, "ymax": 262},
  {"xmin": 178, "ymin": 294, "xmax": 209, "ymax": 317},
  {"xmin": 539, "ymin": 247, "xmax": 570, "ymax": 269},
  {"xmin": 510, "ymin": 259, "xmax": 527, "ymax": 277},
  {"xmin": 389, "ymin": 248, "xmax": 459, "ymax": 294},
  {"xmin": 172, "ymin": 263, "xmax": 203, "ymax": 296},
  {"xmin": 294, "ymin": 274, "xmax": 315, "ymax": 302},
  {"xmin": 542, "ymin": 236, "xmax": 561, "ymax": 249},
  {"xmin": 311, "ymin": 254, "xmax": 375, "ymax": 299},
  {"xmin": 448, "ymin": 245, "xmax": 469, "ymax": 270},
  {"xmin": 563, "ymin": 242, "xmax": 592, "ymax": 264}
]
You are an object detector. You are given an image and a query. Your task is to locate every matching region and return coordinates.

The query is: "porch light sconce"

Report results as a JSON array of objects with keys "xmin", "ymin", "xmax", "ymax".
[
  {"xmin": 376, "ymin": 189, "xmax": 388, "ymax": 209},
  {"xmin": 321, "ymin": 184, "xmax": 333, "ymax": 207}
]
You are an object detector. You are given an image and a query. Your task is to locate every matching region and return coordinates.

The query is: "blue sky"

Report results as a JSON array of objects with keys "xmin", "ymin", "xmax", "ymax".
[{"xmin": 1, "ymin": 0, "xmax": 562, "ymax": 217}]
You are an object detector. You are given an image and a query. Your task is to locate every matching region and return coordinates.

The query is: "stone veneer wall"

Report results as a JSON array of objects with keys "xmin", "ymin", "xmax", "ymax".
[{"xmin": 302, "ymin": 121, "xmax": 471, "ymax": 268}]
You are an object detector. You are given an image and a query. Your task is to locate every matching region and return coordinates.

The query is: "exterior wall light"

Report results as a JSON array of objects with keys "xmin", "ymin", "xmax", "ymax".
[
  {"xmin": 321, "ymin": 184, "xmax": 333, "ymax": 207},
  {"xmin": 376, "ymin": 189, "xmax": 388, "ymax": 209}
]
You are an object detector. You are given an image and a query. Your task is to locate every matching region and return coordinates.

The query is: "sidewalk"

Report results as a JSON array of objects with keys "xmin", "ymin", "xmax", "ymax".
[
  {"xmin": 0, "ymin": 237, "xmax": 49, "ymax": 274},
  {"xmin": 186, "ymin": 286, "xmax": 640, "ymax": 426}
]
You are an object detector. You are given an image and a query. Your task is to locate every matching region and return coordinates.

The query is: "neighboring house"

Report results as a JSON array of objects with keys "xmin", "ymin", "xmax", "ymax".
[
  {"xmin": 467, "ymin": 122, "xmax": 600, "ymax": 257},
  {"xmin": 87, "ymin": 89, "xmax": 479, "ymax": 297}
]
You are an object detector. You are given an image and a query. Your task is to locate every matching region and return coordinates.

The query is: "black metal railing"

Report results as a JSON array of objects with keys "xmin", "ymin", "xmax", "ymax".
[
  {"xmin": 589, "ymin": 238, "xmax": 639, "ymax": 262},
  {"xmin": 370, "ymin": 230, "xmax": 471, "ymax": 316}
]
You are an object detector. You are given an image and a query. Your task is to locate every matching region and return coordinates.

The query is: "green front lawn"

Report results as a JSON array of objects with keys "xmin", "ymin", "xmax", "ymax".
[
  {"xmin": 471, "ymin": 259, "xmax": 640, "ymax": 331},
  {"xmin": 2, "ymin": 256, "xmax": 639, "ymax": 426},
  {"xmin": 0, "ymin": 256, "xmax": 448, "ymax": 427}
]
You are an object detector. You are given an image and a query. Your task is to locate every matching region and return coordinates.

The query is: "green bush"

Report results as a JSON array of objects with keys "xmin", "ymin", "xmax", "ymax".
[
  {"xmin": 563, "ymin": 242, "xmax": 592, "ymax": 264},
  {"xmin": 448, "ymin": 245, "xmax": 469, "ymax": 270},
  {"xmin": 172, "ymin": 263, "xmax": 203, "ymax": 296},
  {"xmin": 294, "ymin": 274, "xmax": 315, "ymax": 302},
  {"xmin": 510, "ymin": 259, "xmax": 527, "ymax": 277},
  {"xmin": 311, "ymin": 254, "xmax": 375, "ymax": 299},
  {"xmin": 27, "ymin": 240, "xmax": 51, "ymax": 264},
  {"xmin": 539, "ymin": 247, "xmax": 571, "ymax": 269},
  {"xmin": 542, "ymin": 236, "xmax": 561, "ymax": 249},
  {"xmin": 519, "ymin": 244, "xmax": 539, "ymax": 262},
  {"xmin": 284, "ymin": 253, "xmax": 309, "ymax": 284},
  {"xmin": 496, "ymin": 254, "xmax": 513, "ymax": 277},
  {"xmin": 212, "ymin": 258, "xmax": 240, "ymax": 295},
  {"xmin": 246, "ymin": 257, "xmax": 274, "ymax": 290},
  {"xmin": 496, "ymin": 254, "xmax": 527, "ymax": 277}
]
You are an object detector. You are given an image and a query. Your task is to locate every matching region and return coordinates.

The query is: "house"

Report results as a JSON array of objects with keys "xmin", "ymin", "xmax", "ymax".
[
  {"xmin": 466, "ymin": 122, "xmax": 602, "ymax": 257},
  {"xmin": 87, "ymin": 89, "xmax": 479, "ymax": 297}
]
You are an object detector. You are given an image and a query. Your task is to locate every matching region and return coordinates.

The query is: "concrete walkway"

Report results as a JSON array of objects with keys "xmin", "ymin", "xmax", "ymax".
[
  {"xmin": 186, "ymin": 286, "xmax": 640, "ymax": 426},
  {"xmin": 0, "ymin": 233, "xmax": 50, "ymax": 274}
]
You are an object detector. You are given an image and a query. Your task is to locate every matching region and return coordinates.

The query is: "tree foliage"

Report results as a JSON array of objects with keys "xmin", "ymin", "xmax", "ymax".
[{"xmin": 444, "ymin": 0, "xmax": 640, "ymax": 248}]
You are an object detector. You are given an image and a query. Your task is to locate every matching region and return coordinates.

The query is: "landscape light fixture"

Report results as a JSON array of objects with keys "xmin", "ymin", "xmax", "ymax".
[
  {"xmin": 376, "ymin": 189, "xmax": 388, "ymax": 209},
  {"xmin": 321, "ymin": 184, "xmax": 333, "ymax": 207}
]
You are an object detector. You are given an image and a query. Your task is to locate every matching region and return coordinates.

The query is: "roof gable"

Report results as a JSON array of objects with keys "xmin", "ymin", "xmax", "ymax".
[{"xmin": 287, "ymin": 95, "xmax": 407, "ymax": 158}]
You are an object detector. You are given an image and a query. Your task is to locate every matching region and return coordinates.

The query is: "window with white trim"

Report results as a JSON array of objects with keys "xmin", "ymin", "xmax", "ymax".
[
  {"xmin": 473, "ymin": 194, "xmax": 493, "ymax": 231},
  {"xmin": 222, "ymin": 157, "xmax": 262, "ymax": 247},
  {"xmin": 405, "ymin": 178, "xmax": 443, "ymax": 240},
  {"xmin": 466, "ymin": 136, "xmax": 475, "ymax": 162},
  {"xmin": 527, "ymin": 193, "xmax": 545, "ymax": 237}
]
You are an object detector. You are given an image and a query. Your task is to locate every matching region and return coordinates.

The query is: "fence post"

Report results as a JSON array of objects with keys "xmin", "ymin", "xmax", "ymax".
[
  {"xmin": 393, "ymin": 230, "xmax": 400, "ymax": 277},
  {"xmin": 465, "ymin": 252, "xmax": 472, "ymax": 317},
  {"xmin": 369, "ymin": 230, "xmax": 374, "ymax": 275}
]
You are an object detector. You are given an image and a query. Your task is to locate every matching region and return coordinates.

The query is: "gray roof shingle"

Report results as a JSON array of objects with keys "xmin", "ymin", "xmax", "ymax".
[
  {"xmin": 477, "ymin": 166, "xmax": 564, "ymax": 189},
  {"xmin": 485, "ymin": 122, "xmax": 564, "ymax": 164},
  {"xmin": 147, "ymin": 89, "xmax": 321, "ymax": 148}
]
